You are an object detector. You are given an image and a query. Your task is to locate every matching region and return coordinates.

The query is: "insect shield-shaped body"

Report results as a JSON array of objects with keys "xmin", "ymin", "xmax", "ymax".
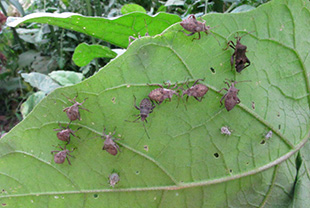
[
  {"xmin": 182, "ymin": 79, "xmax": 209, "ymax": 102},
  {"xmin": 54, "ymin": 123, "xmax": 81, "ymax": 144},
  {"xmin": 180, "ymin": 14, "xmax": 210, "ymax": 40},
  {"xmin": 127, "ymin": 96, "xmax": 156, "ymax": 139},
  {"xmin": 133, "ymin": 96, "xmax": 156, "ymax": 122},
  {"xmin": 148, "ymin": 83, "xmax": 180, "ymax": 105},
  {"xmin": 227, "ymin": 33, "xmax": 251, "ymax": 73},
  {"xmin": 109, "ymin": 173, "xmax": 120, "ymax": 188},
  {"xmin": 219, "ymin": 80, "xmax": 245, "ymax": 111},
  {"xmin": 51, "ymin": 145, "xmax": 75, "ymax": 165},
  {"xmin": 62, "ymin": 94, "xmax": 90, "ymax": 121},
  {"xmin": 102, "ymin": 128, "xmax": 120, "ymax": 156}
]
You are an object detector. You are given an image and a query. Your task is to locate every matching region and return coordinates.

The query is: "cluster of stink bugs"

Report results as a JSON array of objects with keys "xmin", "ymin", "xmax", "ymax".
[
  {"xmin": 51, "ymin": 94, "xmax": 89, "ymax": 165},
  {"xmin": 179, "ymin": 14, "xmax": 253, "ymax": 111},
  {"xmin": 126, "ymin": 14, "xmax": 255, "ymax": 140},
  {"xmin": 49, "ymin": 14, "xmax": 263, "ymax": 190}
]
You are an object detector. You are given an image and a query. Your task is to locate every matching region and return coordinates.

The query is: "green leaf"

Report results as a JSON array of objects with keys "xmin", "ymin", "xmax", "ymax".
[
  {"xmin": 289, "ymin": 140, "xmax": 310, "ymax": 207},
  {"xmin": 20, "ymin": 91, "xmax": 46, "ymax": 118},
  {"xmin": 21, "ymin": 72, "xmax": 60, "ymax": 94},
  {"xmin": 49, "ymin": 70, "xmax": 84, "ymax": 86},
  {"xmin": 7, "ymin": 12, "xmax": 181, "ymax": 48},
  {"xmin": 1, "ymin": 0, "xmax": 310, "ymax": 206},
  {"xmin": 72, "ymin": 43, "xmax": 117, "ymax": 67},
  {"xmin": 231, "ymin": 5, "xmax": 256, "ymax": 13},
  {"xmin": 165, "ymin": 0, "xmax": 185, "ymax": 6},
  {"xmin": 121, "ymin": 4, "xmax": 146, "ymax": 14}
]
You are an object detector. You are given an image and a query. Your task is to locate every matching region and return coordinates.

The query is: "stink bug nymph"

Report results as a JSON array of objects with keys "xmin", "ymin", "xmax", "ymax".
[
  {"xmin": 101, "ymin": 127, "xmax": 120, "ymax": 156},
  {"xmin": 218, "ymin": 80, "xmax": 250, "ymax": 111},
  {"xmin": 126, "ymin": 96, "xmax": 156, "ymax": 139},
  {"xmin": 180, "ymin": 14, "xmax": 219, "ymax": 44},
  {"xmin": 182, "ymin": 79, "xmax": 209, "ymax": 102},
  {"xmin": 51, "ymin": 145, "xmax": 75, "ymax": 165},
  {"xmin": 148, "ymin": 82, "xmax": 180, "ymax": 105},
  {"xmin": 54, "ymin": 123, "xmax": 81, "ymax": 144},
  {"xmin": 62, "ymin": 94, "xmax": 90, "ymax": 121}
]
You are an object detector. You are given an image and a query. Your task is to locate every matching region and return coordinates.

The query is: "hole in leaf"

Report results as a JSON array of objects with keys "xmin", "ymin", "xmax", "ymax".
[
  {"xmin": 246, "ymin": 162, "xmax": 249, "ymax": 165},
  {"xmin": 144, "ymin": 145, "xmax": 149, "ymax": 151},
  {"xmin": 277, "ymin": 112, "xmax": 280, "ymax": 117},
  {"xmin": 278, "ymin": 124, "xmax": 281, "ymax": 130},
  {"xmin": 260, "ymin": 140, "xmax": 266, "ymax": 145},
  {"xmin": 93, "ymin": 194, "xmax": 98, "ymax": 198},
  {"xmin": 136, "ymin": 171, "xmax": 140, "ymax": 175},
  {"xmin": 251, "ymin": 101, "xmax": 255, "ymax": 110},
  {"xmin": 229, "ymin": 169, "xmax": 233, "ymax": 173},
  {"xmin": 213, "ymin": 153, "xmax": 219, "ymax": 158},
  {"xmin": 210, "ymin": 67, "xmax": 215, "ymax": 74},
  {"xmin": 111, "ymin": 97, "xmax": 116, "ymax": 104}
]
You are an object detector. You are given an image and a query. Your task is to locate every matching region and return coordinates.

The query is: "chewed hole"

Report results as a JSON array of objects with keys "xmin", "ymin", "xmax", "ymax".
[
  {"xmin": 111, "ymin": 97, "xmax": 116, "ymax": 104},
  {"xmin": 260, "ymin": 140, "xmax": 266, "ymax": 145},
  {"xmin": 144, "ymin": 145, "xmax": 149, "ymax": 151},
  {"xmin": 135, "ymin": 171, "xmax": 140, "ymax": 175},
  {"xmin": 246, "ymin": 162, "xmax": 249, "ymax": 165},
  {"xmin": 213, "ymin": 153, "xmax": 219, "ymax": 158},
  {"xmin": 229, "ymin": 169, "xmax": 233, "ymax": 173},
  {"xmin": 277, "ymin": 112, "xmax": 280, "ymax": 117},
  {"xmin": 93, "ymin": 194, "xmax": 98, "ymax": 198},
  {"xmin": 278, "ymin": 125, "xmax": 281, "ymax": 130},
  {"xmin": 210, "ymin": 67, "xmax": 215, "ymax": 74}
]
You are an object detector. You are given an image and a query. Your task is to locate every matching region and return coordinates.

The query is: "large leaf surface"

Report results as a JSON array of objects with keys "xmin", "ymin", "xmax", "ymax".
[
  {"xmin": 1, "ymin": 0, "xmax": 310, "ymax": 207},
  {"xmin": 7, "ymin": 12, "xmax": 181, "ymax": 48}
]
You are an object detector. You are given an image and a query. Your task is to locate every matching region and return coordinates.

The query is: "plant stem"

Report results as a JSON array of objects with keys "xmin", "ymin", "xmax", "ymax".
[{"xmin": 0, "ymin": 1, "xmax": 25, "ymax": 51}]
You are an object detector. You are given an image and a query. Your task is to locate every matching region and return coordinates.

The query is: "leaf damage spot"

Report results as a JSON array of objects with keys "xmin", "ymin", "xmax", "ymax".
[
  {"xmin": 144, "ymin": 145, "xmax": 149, "ymax": 151},
  {"xmin": 1, "ymin": 203, "xmax": 6, "ymax": 207},
  {"xmin": 210, "ymin": 67, "xmax": 215, "ymax": 74},
  {"xmin": 213, "ymin": 153, "xmax": 219, "ymax": 158},
  {"xmin": 93, "ymin": 194, "xmax": 99, "ymax": 199},
  {"xmin": 112, "ymin": 97, "xmax": 116, "ymax": 104},
  {"xmin": 135, "ymin": 170, "xmax": 140, "ymax": 175}
]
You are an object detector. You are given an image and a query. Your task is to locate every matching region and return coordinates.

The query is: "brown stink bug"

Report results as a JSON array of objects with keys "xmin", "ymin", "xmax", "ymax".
[
  {"xmin": 182, "ymin": 79, "xmax": 209, "ymax": 102},
  {"xmin": 226, "ymin": 32, "xmax": 253, "ymax": 73},
  {"xmin": 109, "ymin": 172, "xmax": 120, "ymax": 188},
  {"xmin": 51, "ymin": 145, "xmax": 75, "ymax": 165},
  {"xmin": 54, "ymin": 123, "xmax": 81, "ymax": 144},
  {"xmin": 101, "ymin": 127, "xmax": 120, "ymax": 156},
  {"xmin": 148, "ymin": 82, "xmax": 180, "ymax": 105},
  {"xmin": 218, "ymin": 80, "xmax": 250, "ymax": 111},
  {"xmin": 62, "ymin": 94, "xmax": 89, "ymax": 121},
  {"xmin": 180, "ymin": 14, "xmax": 219, "ymax": 43}
]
